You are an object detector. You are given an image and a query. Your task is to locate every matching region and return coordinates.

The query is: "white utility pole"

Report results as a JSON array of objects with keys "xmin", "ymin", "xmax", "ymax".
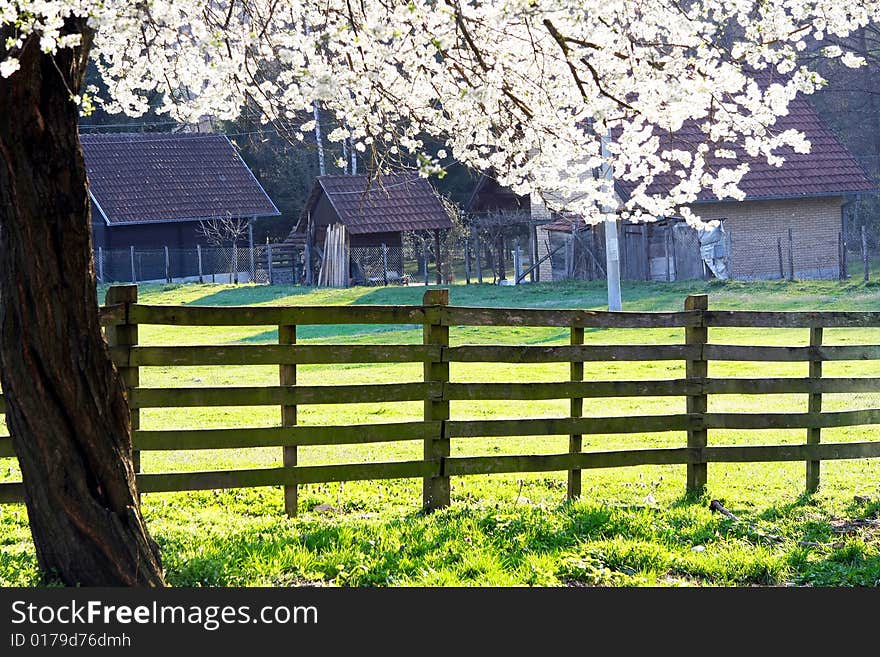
[
  {"xmin": 305, "ymin": 25, "xmax": 326, "ymax": 177},
  {"xmin": 313, "ymin": 101, "xmax": 325, "ymax": 176},
  {"xmin": 601, "ymin": 130, "xmax": 622, "ymax": 311}
]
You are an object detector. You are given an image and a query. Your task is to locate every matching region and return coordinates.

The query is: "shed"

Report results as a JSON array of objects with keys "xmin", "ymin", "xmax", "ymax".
[
  {"xmin": 286, "ymin": 173, "xmax": 453, "ymax": 284},
  {"xmin": 289, "ymin": 173, "xmax": 452, "ymax": 247},
  {"xmin": 82, "ymin": 132, "xmax": 280, "ymax": 253}
]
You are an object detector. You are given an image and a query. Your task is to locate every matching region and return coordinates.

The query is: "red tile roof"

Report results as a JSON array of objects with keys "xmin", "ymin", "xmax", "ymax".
[
  {"xmin": 81, "ymin": 132, "xmax": 280, "ymax": 225},
  {"xmin": 293, "ymin": 174, "xmax": 453, "ymax": 235},
  {"xmin": 615, "ymin": 96, "xmax": 875, "ymax": 203}
]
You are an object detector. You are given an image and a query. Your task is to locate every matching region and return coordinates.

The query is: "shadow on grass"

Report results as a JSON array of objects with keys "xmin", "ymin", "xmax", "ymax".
[{"xmin": 182, "ymin": 285, "xmax": 317, "ymax": 306}]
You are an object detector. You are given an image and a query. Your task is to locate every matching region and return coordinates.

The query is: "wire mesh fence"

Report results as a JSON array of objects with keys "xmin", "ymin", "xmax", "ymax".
[
  {"xmin": 93, "ymin": 221, "xmax": 851, "ymax": 288},
  {"xmin": 95, "ymin": 245, "xmax": 277, "ymax": 285},
  {"xmin": 349, "ymin": 246, "xmax": 408, "ymax": 285},
  {"xmin": 848, "ymin": 224, "xmax": 880, "ymax": 282}
]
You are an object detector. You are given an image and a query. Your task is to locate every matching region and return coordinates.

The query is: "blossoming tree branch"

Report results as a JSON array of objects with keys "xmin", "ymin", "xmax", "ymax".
[{"xmin": 0, "ymin": 0, "xmax": 877, "ymax": 586}]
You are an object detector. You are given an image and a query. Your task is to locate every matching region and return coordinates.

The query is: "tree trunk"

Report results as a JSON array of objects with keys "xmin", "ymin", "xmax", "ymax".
[{"xmin": 0, "ymin": 21, "xmax": 164, "ymax": 586}]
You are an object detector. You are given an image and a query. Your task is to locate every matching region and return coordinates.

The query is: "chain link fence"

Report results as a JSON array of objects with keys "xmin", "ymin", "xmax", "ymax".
[
  {"xmin": 848, "ymin": 224, "xmax": 880, "ymax": 282},
  {"xmin": 349, "ymin": 246, "xmax": 407, "ymax": 285},
  {"xmin": 95, "ymin": 243, "xmax": 415, "ymax": 286},
  {"xmin": 95, "ymin": 245, "xmax": 276, "ymax": 285},
  {"xmin": 94, "ymin": 223, "xmax": 850, "ymax": 288}
]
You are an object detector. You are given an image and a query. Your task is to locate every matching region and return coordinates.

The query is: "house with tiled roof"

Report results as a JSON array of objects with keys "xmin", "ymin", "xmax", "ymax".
[
  {"xmin": 610, "ymin": 94, "xmax": 876, "ymax": 280},
  {"xmin": 470, "ymin": 93, "xmax": 876, "ymax": 281},
  {"xmin": 82, "ymin": 132, "xmax": 280, "ymax": 254}
]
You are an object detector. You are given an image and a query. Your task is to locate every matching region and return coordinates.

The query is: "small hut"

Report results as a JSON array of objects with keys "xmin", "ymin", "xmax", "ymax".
[{"xmin": 285, "ymin": 174, "xmax": 453, "ymax": 285}]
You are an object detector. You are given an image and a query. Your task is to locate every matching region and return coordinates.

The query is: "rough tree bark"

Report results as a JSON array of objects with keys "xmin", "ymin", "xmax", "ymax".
[{"xmin": 0, "ymin": 20, "xmax": 164, "ymax": 586}]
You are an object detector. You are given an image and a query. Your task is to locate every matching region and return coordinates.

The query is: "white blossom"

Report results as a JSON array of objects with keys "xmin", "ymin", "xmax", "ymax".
[
  {"xmin": 0, "ymin": 57, "xmax": 18, "ymax": 78},
  {"xmin": 2, "ymin": 0, "xmax": 879, "ymax": 224},
  {"xmin": 842, "ymin": 52, "xmax": 867, "ymax": 68}
]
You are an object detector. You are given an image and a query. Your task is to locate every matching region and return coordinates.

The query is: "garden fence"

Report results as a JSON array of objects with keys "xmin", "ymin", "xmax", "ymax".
[{"xmin": 2, "ymin": 286, "xmax": 880, "ymax": 515}]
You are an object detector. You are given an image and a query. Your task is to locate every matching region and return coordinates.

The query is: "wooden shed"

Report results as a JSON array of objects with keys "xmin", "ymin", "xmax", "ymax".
[
  {"xmin": 82, "ymin": 132, "xmax": 280, "ymax": 252},
  {"xmin": 537, "ymin": 215, "xmax": 705, "ymax": 283},
  {"xmin": 286, "ymin": 173, "xmax": 453, "ymax": 284}
]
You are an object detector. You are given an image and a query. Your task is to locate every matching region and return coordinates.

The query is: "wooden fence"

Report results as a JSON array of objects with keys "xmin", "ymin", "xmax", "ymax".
[{"xmin": 2, "ymin": 285, "xmax": 880, "ymax": 515}]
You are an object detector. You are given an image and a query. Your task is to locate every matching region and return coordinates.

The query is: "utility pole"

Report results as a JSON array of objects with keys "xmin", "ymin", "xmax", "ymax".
[
  {"xmin": 601, "ymin": 130, "xmax": 622, "ymax": 311},
  {"xmin": 305, "ymin": 25, "xmax": 326, "ymax": 178},
  {"xmin": 313, "ymin": 101, "xmax": 325, "ymax": 176}
]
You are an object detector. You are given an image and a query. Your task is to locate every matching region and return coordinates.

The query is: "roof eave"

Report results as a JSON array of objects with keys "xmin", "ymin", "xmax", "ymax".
[
  {"xmin": 88, "ymin": 190, "xmax": 111, "ymax": 226},
  {"xmin": 690, "ymin": 188, "xmax": 878, "ymax": 204},
  {"xmin": 105, "ymin": 211, "xmax": 280, "ymax": 226}
]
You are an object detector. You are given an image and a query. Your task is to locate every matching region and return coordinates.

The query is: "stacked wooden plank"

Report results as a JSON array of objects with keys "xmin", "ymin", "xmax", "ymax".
[{"xmin": 317, "ymin": 223, "xmax": 348, "ymax": 287}]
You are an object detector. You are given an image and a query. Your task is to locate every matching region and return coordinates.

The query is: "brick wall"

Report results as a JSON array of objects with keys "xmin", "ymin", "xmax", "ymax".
[{"xmin": 686, "ymin": 196, "xmax": 843, "ymax": 280}]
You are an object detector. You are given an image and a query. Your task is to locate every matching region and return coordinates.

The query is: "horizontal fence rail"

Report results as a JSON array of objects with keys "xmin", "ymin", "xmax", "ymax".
[{"xmin": 3, "ymin": 287, "xmax": 880, "ymax": 513}]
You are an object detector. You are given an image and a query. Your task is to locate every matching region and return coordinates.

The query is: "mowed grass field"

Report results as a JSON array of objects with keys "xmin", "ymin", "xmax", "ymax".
[{"xmin": 2, "ymin": 278, "xmax": 880, "ymax": 586}]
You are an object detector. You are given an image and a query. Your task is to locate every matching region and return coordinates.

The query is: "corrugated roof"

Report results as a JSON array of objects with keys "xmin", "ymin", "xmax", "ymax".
[
  {"xmin": 294, "ymin": 173, "xmax": 453, "ymax": 235},
  {"xmin": 81, "ymin": 132, "xmax": 280, "ymax": 225},
  {"xmin": 615, "ymin": 95, "xmax": 875, "ymax": 203}
]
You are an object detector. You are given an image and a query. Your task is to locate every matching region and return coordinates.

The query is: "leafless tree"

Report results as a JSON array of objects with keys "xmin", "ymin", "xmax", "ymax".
[{"xmin": 198, "ymin": 214, "xmax": 251, "ymax": 283}]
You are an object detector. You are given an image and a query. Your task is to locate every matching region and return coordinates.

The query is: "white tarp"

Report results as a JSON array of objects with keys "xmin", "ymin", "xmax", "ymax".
[{"xmin": 697, "ymin": 220, "xmax": 729, "ymax": 279}]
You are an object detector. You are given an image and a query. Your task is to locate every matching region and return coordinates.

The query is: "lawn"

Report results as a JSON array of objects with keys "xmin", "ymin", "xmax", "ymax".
[{"xmin": 1, "ymin": 277, "xmax": 879, "ymax": 587}]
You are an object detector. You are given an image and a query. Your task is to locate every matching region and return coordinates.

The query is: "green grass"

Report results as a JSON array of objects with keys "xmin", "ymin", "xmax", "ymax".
[{"xmin": 2, "ymin": 278, "xmax": 880, "ymax": 587}]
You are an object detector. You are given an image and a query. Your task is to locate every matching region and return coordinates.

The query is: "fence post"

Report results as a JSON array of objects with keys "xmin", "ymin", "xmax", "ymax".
[
  {"xmin": 232, "ymin": 245, "xmax": 239, "ymax": 284},
  {"xmin": 862, "ymin": 225, "xmax": 869, "ymax": 282},
  {"xmin": 97, "ymin": 246, "xmax": 104, "ymax": 284},
  {"xmin": 788, "ymin": 228, "xmax": 795, "ymax": 280},
  {"xmin": 434, "ymin": 230, "xmax": 443, "ymax": 285},
  {"xmin": 422, "ymin": 288, "xmax": 450, "ymax": 511},
  {"xmin": 105, "ymin": 285, "xmax": 140, "ymax": 477},
  {"xmin": 249, "ymin": 226, "xmax": 256, "ymax": 283},
  {"xmin": 305, "ymin": 237, "xmax": 313, "ymax": 286},
  {"xmin": 807, "ymin": 326, "xmax": 823, "ymax": 493},
  {"xmin": 685, "ymin": 294, "xmax": 708, "ymax": 495},
  {"xmin": 838, "ymin": 232, "xmax": 846, "ymax": 280},
  {"xmin": 464, "ymin": 238, "xmax": 471, "ymax": 285},
  {"xmin": 268, "ymin": 244, "xmax": 274, "ymax": 285},
  {"xmin": 726, "ymin": 231, "xmax": 734, "ymax": 279},
  {"xmin": 567, "ymin": 324, "xmax": 584, "ymax": 500},
  {"xmin": 514, "ymin": 241, "xmax": 523, "ymax": 284},
  {"xmin": 777, "ymin": 237, "xmax": 784, "ymax": 280},
  {"xmin": 664, "ymin": 227, "xmax": 671, "ymax": 282},
  {"xmin": 279, "ymin": 324, "xmax": 297, "ymax": 516},
  {"xmin": 130, "ymin": 245, "xmax": 136, "ymax": 283},
  {"xmin": 197, "ymin": 244, "xmax": 203, "ymax": 284},
  {"xmin": 423, "ymin": 241, "xmax": 429, "ymax": 285},
  {"xmin": 474, "ymin": 232, "xmax": 483, "ymax": 284},
  {"xmin": 529, "ymin": 224, "xmax": 538, "ymax": 282},
  {"xmin": 381, "ymin": 243, "xmax": 388, "ymax": 286},
  {"xmin": 164, "ymin": 245, "xmax": 171, "ymax": 283}
]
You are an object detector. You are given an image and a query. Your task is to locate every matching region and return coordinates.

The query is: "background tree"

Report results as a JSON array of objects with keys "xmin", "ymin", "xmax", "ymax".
[
  {"xmin": 197, "ymin": 215, "xmax": 252, "ymax": 284},
  {"xmin": 2, "ymin": 1, "xmax": 879, "ymax": 586},
  {"xmin": 806, "ymin": 28, "xmax": 880, "ymax": 243}
]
